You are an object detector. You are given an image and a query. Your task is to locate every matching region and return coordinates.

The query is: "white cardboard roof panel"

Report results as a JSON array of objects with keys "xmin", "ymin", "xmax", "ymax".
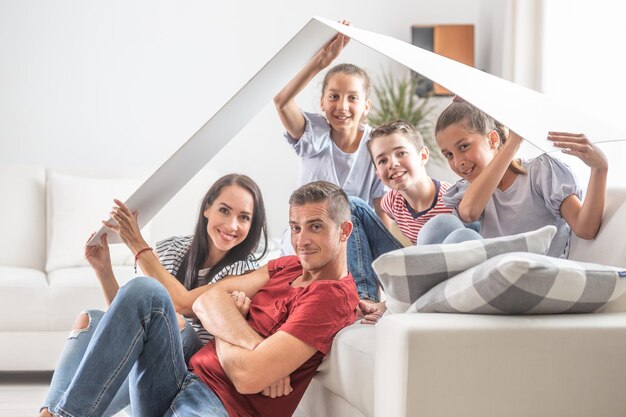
[{"xmin": 91, "ymin": 17, "xmax": 625, "ymax": 245}]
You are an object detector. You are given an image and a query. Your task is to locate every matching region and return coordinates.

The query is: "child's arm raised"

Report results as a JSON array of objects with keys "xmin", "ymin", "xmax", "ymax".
[
  {"xmin": 550, "ymin": 132, "xmax": 608, "ymax": 239},
  {"xmin": 457, "ymin": 131, "xmax": 524, "ymax": 222},
  {"xmin": 273, "ymin": 23, "xmax": 350, "ymax": 140}
]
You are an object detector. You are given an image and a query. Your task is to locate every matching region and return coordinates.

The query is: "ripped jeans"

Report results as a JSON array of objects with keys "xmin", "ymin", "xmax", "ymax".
[
  {"xmin": 50, "ymin": 277, "xmax": 227, "ymax": 417},
  {"xmin": 42, "ymin": 297, "xmax": 204, "ymax": 415}
]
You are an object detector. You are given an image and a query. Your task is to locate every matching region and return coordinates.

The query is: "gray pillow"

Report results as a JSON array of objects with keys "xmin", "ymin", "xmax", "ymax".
[
  {"xmin": 372, "ymin": 225, "xmax": 556, "ymax": 313},
  {"xmin": 413, "ymin": 252, "xmax": 626, "ymax": 314}
]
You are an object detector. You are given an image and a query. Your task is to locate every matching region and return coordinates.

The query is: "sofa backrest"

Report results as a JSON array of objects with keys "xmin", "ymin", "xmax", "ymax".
[
  {"xmin": 0, "ymin": 165, "xmax": 47, "ymax": 270},
  {"xmin": 569, "ymin": 187, "xmax": 626, "ymax": 268}
]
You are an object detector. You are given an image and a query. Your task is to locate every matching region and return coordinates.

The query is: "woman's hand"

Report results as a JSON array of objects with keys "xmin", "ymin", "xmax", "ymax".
[
  {"xmin": 85, "ymin": 232, "xmax": 119, "ymax": 304},
  {"xmin": 85, "ymin": 232, "xmax": 113, "ymax": 274},
  {"xmin": 317, "ymin": 19, "xmax": 351, "ymax": 68},
  {"xmin": 102, "ymin": 199, "xmax": 149, "ymax": 254},
  {"xmin": 548, "ymin": 132, "xmax": 608, "ymax": 171}
]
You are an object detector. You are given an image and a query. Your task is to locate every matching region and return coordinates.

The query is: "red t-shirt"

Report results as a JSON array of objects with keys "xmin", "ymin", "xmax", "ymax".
[{"xmin": 188, "ymin": 256, "xmax": 359, "ymax": 417}]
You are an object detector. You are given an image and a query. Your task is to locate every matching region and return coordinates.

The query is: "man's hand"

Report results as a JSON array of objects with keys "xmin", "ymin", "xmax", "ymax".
[
  {"xmin": 262, "ymin": 375, "xmax": 293, "ymax": 398},
  {"xmin": 231, "ymin": 291, "xmax": 251, "ymax": 318},
  {"xmin": 358, "ymin": 300, "xmax": 387, "ymax": 325}
]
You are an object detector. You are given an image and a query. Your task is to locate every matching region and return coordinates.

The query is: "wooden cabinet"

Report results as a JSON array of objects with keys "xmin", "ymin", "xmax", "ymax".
[{"xmin": 411, "ymin": 25, "xmax": 475, "ymax": 95}]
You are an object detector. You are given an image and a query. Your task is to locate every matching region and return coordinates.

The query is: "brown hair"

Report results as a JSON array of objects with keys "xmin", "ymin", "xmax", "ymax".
[
  {"xmin": 368, "ymin": 120, "xmax": 425, "ymax": 156},
  {"xmin": 289, "ymin": 181, "xmax": 350, "ymax": 226},
  {"xmin": 435, "ymin": 101, "xmax": 525, "ymax": 175},
  {"xmin": 322, "ymin": 63, "xmax": 371, "ymax": 99}
]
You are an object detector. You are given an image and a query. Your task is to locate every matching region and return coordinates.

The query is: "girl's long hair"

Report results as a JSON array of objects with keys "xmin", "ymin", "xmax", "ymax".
[
  {"xmin": 175, "ymin": 174, "xmax": 268, "ymax": 289},
  {"xmin": 435, "ymin": 101, "xmax": 526, "ymax": 175}
]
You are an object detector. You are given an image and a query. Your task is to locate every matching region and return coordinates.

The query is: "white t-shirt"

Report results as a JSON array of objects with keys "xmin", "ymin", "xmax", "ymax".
[
  {"xmin": 284, "ymin": 112, "xmax": 385, "ymax": 207},
  {"xmin": 332, "ymin": 141, "xmax": 358, "ymax": 187}
]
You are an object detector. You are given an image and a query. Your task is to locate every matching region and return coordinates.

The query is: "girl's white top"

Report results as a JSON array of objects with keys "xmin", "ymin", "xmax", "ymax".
[
  {"xmin": 284, "ymin": 112, "xmax": 385, "ymax": 207},
  {"xmin": 444, "ymin": 154, "xmax": 582, "ymax": 258}
]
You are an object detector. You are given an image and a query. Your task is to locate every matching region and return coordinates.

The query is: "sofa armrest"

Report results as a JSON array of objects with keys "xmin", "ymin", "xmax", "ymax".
[{"xmin": 375, "ymin": 313, "xmax": 626, "ymax": 417}]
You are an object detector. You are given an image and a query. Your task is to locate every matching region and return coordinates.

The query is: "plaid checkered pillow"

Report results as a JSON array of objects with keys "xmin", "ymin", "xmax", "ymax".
[
  {"xmin": 372, "ymin": 225, "xmax": 556, "ymax": 313},
  {"xmin": 413, "ymin": 252, "xmax": 626, "ymax": 314}
]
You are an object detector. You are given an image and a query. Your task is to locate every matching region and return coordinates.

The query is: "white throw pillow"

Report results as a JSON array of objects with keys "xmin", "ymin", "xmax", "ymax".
[
  {"xmin": 372, "ymin": 225, "xmax": 557, "ymax": 314},
  {"xmin": 46, "ymin": 172, "xmax": 151, "ymax": 272},
  {"xmin": 413, "ymin": 252, "xmax": 626, "ymax": 314}
]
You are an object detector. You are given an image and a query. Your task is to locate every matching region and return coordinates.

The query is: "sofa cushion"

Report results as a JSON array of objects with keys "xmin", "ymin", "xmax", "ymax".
[
  {"xmin": 0, "ymin": 266, "xmax": 48, "ymax": 332},
  {"xmin": 569, "ymin": 187, "xmax": 626, "ymax": 268},
  {"xmin": 372, "ymin": 226, "xmax": 557, "ymax": 313},
  {"xmin": 46, "ymin": 266, "xmax": 135, "ymax": 330},
  {"xmin": 46, "ymin": 171, "xmax": 151, "ymax": 272},
  {"xmin": 414, "ymin": 252, "xmax": 626, "ymax": 314},
  {"xmin": 0, "ymin": 165, "xmax": 46, "ymax": 270}
]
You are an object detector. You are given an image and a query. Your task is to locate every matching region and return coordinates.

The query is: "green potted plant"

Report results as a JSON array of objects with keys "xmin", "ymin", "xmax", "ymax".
[{"xmin": 369, "ymin": 71, "xmax": 442, "ymax": 163}]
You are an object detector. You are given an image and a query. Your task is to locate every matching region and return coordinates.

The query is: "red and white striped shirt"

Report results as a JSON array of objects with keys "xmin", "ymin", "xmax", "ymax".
[{"xmin": 381, "ymin": 180, "xmax": 453, "ymax": 245}]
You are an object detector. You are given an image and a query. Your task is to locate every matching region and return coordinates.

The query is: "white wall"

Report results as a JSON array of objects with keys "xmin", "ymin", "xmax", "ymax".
[{"xmin": 0, "ymin": 0, "xmax": 507, "ymax": 238}]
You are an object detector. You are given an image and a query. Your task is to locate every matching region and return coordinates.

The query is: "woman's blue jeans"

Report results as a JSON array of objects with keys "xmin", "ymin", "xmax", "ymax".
[
  {"xmin": 347, "ymin": 197, "xmax": 403, "ymax": 301},
  {"xmin": 43, "ymin": 301, "xmax": 204, "ymax": 415},
  {"xmin": 52, "ymin": 277, "xmax": 228, "ymax": 417}
]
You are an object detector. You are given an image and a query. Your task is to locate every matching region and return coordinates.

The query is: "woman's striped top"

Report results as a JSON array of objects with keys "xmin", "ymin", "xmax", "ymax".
[{"xmin": 155, "ymin": 235, "xmax": 259, "ymax": 345}]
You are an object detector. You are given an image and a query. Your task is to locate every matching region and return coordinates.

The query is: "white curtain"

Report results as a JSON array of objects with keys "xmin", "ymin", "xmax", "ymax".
[
  {"xmin": 502, "ymin": 0, "xmax": 545, "ymax": 91},
  {"xmin": 504, "ymin": 0, "xmax": 626, "ymax": 187},
  {"xmin": 541, "ymin": 0, "xmax": 626, "ymax": 187}
]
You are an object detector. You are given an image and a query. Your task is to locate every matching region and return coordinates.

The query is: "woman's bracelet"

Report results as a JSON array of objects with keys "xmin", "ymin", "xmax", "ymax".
[{"xmin": 134, "ymin": 247, "xmax": 153, "ymax": 274}]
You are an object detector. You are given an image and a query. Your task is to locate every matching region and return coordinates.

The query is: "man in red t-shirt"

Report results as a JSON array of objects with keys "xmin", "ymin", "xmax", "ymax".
[
  {"xmin": 52, "ymin": 180, "xmax": 360, "ymax": 417},
  {"xmin": 188, "ymin": 180, "xmax": 360, "ymax": 416}
]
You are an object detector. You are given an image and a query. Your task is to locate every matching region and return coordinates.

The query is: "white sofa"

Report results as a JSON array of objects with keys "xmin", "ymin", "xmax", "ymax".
[
  {"xmin": 0, "ymin": 164, "xmax": 279, "ymax": 372},
  {"xmin": 4, "ymin": 163, "xmax": 626, "ymax": 417},
  {"xmin": 298, "ymin": 186, "xmax": 626, "ymax": 417}
]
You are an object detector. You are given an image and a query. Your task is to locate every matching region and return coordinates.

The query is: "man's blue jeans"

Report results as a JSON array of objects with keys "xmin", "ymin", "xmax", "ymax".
[
  {"xmin": 347, "ymin": 197, "xmax": 403, "ymax": 302},
  {"xmin": 54, "ymin": 277, "xmax": 228, "ymax": 417}
]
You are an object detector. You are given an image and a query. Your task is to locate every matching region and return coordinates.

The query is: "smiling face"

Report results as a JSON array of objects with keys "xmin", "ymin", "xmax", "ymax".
[
  {"xmin": 203, "ymin": 184, "xmax": 254, "ymax": 259},
  {"xmin": 320, "ymin": 72, "xmax": 371, "ymax": 134},
  {"xmin": 436, "ymin": 122, "xmax": 499, "ymax": 182},
  {"xmin": 369, "ymin": 132, "xmax": 429, "ymax": 191},
  {"xmin": 289, "ymin": 201, "xmax": 349, "ymax": 272}
]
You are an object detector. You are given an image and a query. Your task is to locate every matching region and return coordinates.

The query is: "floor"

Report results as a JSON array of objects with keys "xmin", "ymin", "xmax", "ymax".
[
  {"xmin": 0, "ymin": 372, "xmax": 51, "ymax": 417},
  {"xmin": 0, "ymin": 373, "xmax": 306, "ymax": 417},
  {"xmin": 0, "ymin": 373, "xmax": 125, "ymax": 417}
]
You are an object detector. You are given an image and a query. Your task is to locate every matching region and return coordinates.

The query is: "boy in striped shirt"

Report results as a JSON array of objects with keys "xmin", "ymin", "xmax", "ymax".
[
  {"xmin": 349, "ymin": 120, "xmax": 452, "ymax": 319},
  {"xmin": 369, "ymin": 120, "xmax": 452, "ymax": 244}
]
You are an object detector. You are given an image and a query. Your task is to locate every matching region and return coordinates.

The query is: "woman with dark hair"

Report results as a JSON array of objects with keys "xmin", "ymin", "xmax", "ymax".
[{"xmin": 40, "ymin": 173, "xmax": 268, "ymax": 417}]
